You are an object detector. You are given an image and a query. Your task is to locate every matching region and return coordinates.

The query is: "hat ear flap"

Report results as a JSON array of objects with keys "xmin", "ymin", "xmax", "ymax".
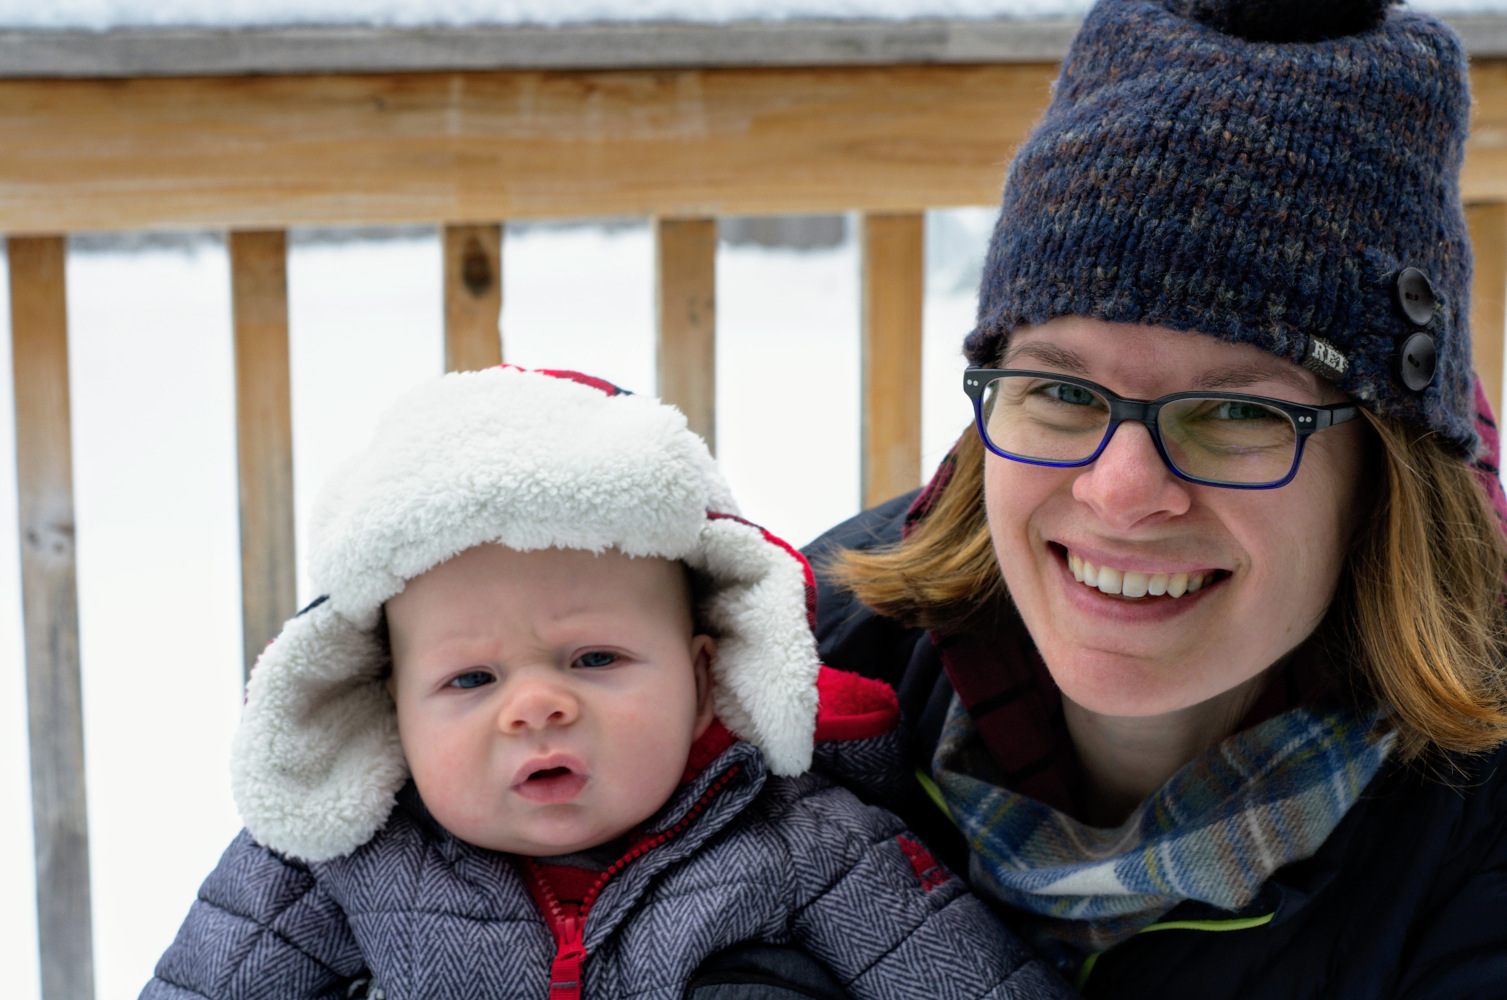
[
  {"xmin": 230, "ymin": 601, "xmax": 408, "ymax": 862},
  {"xmin": 693, "ymin": 517, "xmax": 821, "ymax": 777}
]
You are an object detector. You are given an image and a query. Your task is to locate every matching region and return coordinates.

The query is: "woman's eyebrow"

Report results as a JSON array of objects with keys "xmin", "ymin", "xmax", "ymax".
[
  {"xmin": 1001, "ymin": 342, "xmax": 1091, "ymax": 373},
  {"xmin": 1196, "ymin": 363, "xmax": 1318, "ymax": 394}
]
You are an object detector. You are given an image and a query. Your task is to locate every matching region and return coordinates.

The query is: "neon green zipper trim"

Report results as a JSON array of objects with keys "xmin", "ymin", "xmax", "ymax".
[
  {"xmin": 911, "ymin": 772, "xmax": 1275, "ymax": 989},
  {"xmin": 915, "ymin": 768, "xmax": 954, "ymax": 822},
  {"xmin": 1073, "ymin": 913, "xmax": 1274, "ymax": 989},
  {"xmin": 1136, "ymin": 914, "xmax": 1274, "ymax": 934}
]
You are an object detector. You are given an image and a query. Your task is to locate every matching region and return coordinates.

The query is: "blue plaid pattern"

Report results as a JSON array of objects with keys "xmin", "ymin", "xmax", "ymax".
[{"xmin": 934, "ymin": 696, "xmax": 1392, "ymax": 967}]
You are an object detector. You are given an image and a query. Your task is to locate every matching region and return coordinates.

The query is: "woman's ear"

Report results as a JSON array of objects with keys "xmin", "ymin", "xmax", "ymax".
[{"xmin": 690, "ymin": 634, "xmax": 717, "ymax": 738}]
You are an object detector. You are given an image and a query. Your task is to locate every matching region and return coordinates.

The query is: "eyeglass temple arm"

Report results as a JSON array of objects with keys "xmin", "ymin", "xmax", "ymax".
[{"xmin": 1314, "ymin": 403, "xmax": 1360, "ymax": 431}]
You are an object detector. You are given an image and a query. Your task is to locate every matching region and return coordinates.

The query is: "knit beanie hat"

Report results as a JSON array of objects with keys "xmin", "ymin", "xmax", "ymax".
[
  {"xmin": 966, "ymin": 0, "xmax": 1477, "ymax": 454},
  {"xmin": 230, "ymin": 366, "xmax": 822, "ymax": 862}
]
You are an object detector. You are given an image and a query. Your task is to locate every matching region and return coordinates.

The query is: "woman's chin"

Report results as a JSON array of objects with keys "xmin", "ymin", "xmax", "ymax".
[{"xmin": 1044, "ymin": 649, "xmax": 1227, "ymax": 719}]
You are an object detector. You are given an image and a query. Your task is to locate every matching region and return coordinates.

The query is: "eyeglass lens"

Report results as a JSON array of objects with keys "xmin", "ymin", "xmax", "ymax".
[{"xmin": 979, "ymin": 375, "xmax": 1299, "ymax": 485}]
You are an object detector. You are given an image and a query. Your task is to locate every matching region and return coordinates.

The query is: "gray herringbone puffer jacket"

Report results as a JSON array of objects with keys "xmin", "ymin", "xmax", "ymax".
[{"xmin": 143, "ymin": 705, "xmax": 1072, "ymax": 1000}]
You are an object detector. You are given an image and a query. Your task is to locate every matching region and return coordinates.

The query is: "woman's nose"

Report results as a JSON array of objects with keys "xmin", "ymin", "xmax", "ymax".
[
  {"xmin": 1070, "ymin": 420, "xmax": 1193, "ymax": 529},
  {"xmin": 500, "ymin": 675, "xmax": 580, "ymax": 732}
]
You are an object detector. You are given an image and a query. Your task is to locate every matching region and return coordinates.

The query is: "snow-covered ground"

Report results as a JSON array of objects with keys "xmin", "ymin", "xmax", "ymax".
[
  {"xmin": 0, "ymin": 210, "xmax": 994, "ymax": 1000},
  {"xmin": 0, "ymin": 0, "xmax": 1500, "ymax": 31}
]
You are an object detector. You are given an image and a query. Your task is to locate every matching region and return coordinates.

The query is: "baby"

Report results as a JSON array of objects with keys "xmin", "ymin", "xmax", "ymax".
[{"xmin": 143, "ymin": 366, "xmax": 1068, "ymax": 1000}]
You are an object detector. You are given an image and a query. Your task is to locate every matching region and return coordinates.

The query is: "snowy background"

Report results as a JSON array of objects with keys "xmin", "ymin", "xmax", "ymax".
[{"xmin": 6, "ymin": 1, "xmax": 1507, "ymax": 999}]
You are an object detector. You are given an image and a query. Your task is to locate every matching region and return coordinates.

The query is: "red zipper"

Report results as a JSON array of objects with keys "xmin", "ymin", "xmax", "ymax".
[{"xmin": 522, "ymin": 765, "xmax": 740, "ymax": 1000}]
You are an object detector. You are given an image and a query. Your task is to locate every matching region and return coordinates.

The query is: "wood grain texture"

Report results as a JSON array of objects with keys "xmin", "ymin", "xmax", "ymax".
[
  {"xmin": 14, "ymin": 17, "xmax": 1507, "ymax": 82},
  {"xmin": 9, "ymin": 235, "xmax": 96, "ymax": 1000},
  {"xmin": 655, "ymin": 217, "xmax": 718, "ymax": 451},
  {"xmin": 1469, "ymin": 202, "xmax": 1507, "ymax": 421},
  {"xmin": 0, "ymin": 63, "xmax": 1047, "ymax": 232},
  {"xmin": 444, "ymin": 223, "xmax": 504, "ymax": 372},
  {"xmin": 230, "ymin": 230, "xmax": 297, "ymax": 680},
  {"xmin": 5, "ymin": 60, "xmax": 1507, "ymax": 230},
  {"xmin": 0, "ymin": 19, "xmax": 1086, "ymax": 79},
  {"xmin": 1466, "ymin": 63, "xmax": 1507, "ymax": 203},
  {"xmin": 860, "ymin": 212, "xmax": 924, "ymax": 509}
]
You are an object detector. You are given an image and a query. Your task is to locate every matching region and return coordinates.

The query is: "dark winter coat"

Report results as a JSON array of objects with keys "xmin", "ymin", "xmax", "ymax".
[
  {"xmin": 806, "ymin": 491, "xmax": 1507, "ymax": 1000},
  {"xmin": 142, "ymin": 699, "xmax": 1071, "ymax": 1000}
]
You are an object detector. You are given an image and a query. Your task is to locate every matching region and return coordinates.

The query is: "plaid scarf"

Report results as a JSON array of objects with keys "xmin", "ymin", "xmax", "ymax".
[{"xmin": 932, "ymin": 696, "xmax": 1393, "ymax": 967}]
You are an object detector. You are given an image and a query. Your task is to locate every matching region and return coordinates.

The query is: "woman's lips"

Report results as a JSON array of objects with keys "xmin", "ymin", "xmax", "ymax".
[
  {"xmin": 512, "ymin": 755, "xmax": 588, "ymax": 804},
  {"xmin": 1053, "ymin": 544, "xmax": 1227, "ymax": 617},
  {"xmin": 1066, "ymin": 550, "xmax": 1217, "ymax": 599}
]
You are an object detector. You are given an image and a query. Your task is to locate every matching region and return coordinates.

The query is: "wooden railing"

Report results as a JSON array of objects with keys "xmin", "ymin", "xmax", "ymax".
[{"xmin": 7, "ymin": 18, "xmax": 1507, "ymax": 1000}]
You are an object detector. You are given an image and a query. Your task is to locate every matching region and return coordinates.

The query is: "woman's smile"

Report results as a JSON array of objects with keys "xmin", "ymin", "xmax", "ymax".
[
  {"xmin": 1058, "ymin": 544, "xmax": 1226, "ymax": 599},
  {"xmin": 986, "ymin": 318, "xmax": 1366, "ymax": 718}
]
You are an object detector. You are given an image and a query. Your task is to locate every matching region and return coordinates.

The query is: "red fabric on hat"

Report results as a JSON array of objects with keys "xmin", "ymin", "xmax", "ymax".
[
  {"xmin": 1469, "ymin": 374, "xmax": 1507, "ymax": 533},
  {"xmin": 813, "ymin": 665, "xmax": 900, "ymax": 741}
]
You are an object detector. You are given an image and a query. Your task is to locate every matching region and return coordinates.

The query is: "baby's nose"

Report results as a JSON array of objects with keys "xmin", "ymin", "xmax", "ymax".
[{"xmin": 501, "ymin": 677, "xmax": 579, "ymax": 731}]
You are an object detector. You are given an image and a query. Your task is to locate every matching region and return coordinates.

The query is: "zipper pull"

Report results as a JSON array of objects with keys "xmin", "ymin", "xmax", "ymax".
[{"xmin": 549, "ymin": 915, "xmax": 587, "ymax": 1000}]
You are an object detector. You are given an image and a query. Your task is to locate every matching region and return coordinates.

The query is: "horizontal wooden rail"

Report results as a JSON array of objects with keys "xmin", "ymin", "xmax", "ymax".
[
  {"xmin": 0, "ymin": 19, "xmax": 1088, "ymax": 79},
  {"xmin": 0, "ymin": 63, "xmax": 1054, "ymax": 233},
  {"xmin": 14, "ymin": 16, "xmax": 1507, "ymax": 81}
]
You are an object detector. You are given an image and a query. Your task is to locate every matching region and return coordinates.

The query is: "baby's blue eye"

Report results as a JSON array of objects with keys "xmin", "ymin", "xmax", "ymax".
[
  {"xmin": 449, "ymin": 670, "xmax": 494, "ymax": 690},
  {"xmin": 574, "ymin": 651, "xmax": 618, "ymax": 669}
]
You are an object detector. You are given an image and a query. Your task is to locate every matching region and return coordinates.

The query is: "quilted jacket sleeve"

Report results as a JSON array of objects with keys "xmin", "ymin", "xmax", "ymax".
[
  {"xmin": 770, "ymin": 778, "xmax": 1076, "ymax": 1000},
  {"xmin": 140, "ymin": 830, "xmax": 364, "ymax": 1000}
]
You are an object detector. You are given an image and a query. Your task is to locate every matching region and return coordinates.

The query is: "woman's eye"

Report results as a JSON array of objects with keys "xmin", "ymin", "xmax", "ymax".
[
  {"xmin": 573, "ymin": 651, "xmax": 618, "ymax": 669},
  {"xmin": 448, "ymin": 670, "xmax": 494, "ymax": 690},
  {"xmin": 1037, "ymin": 381, "xmax": 1100, "ymax": 407},
  {"xmin": 1211, "ymin": 401, "xmax": 1282, "ymax": 422}
]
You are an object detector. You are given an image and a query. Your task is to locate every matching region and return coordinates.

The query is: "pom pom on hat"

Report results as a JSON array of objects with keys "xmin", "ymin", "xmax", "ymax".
[{"xmin": 1169, "ymin": 0, "xmax": 1394, "ymax": 42}]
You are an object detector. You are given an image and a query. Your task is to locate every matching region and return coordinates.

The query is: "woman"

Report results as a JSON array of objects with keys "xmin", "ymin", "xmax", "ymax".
[{"xmin": 808, "ymin": 0, "xmax": 1507, "ymax": 996}]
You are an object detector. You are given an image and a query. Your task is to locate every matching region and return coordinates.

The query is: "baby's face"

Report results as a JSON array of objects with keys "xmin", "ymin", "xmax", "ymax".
[{"xmin": 385, "ymin": 544, "xmax": 715, "ymax": 857}]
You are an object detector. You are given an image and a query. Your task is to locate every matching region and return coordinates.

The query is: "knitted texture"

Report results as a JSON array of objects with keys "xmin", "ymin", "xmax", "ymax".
[
  {"xmin": 965, "ymin": 0, "xmax": 1477, "ymax": 454},
  {"xmin": 933, "ymin": 695, "xmax": 1393, "ymax": 970}
]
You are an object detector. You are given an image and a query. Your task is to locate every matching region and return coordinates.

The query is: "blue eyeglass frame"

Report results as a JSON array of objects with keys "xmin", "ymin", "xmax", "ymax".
[{"xmin": 962, "ymin": 368, "xmax": 1362, "ymax": 489}]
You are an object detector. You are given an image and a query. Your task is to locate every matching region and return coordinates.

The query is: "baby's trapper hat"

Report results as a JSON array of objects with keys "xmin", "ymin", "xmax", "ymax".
[{"xmin": 231, "ymin": 367, "xmax": 822, "ymax": 862}]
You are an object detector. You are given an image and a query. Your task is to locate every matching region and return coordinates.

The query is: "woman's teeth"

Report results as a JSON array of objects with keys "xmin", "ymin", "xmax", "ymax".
[{"xmin": 1067, "ymin": 552, "xmax": 1207, "ymax": 599}]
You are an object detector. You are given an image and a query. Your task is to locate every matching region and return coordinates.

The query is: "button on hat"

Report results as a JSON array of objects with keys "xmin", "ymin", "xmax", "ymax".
[{"xmin": 1396, "ymin": 268, "xmax": 1436, "ymax": 328}]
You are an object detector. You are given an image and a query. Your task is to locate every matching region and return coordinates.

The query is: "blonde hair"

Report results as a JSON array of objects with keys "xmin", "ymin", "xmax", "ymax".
[{"xmin": 825, "ymin": 416, "xmax": 1507, "ymax": 761}]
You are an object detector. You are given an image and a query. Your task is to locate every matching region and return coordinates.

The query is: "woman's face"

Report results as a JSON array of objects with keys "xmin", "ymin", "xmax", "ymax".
[{"xmin": 984, "ymin": 317, "xmax": 1368, "ymax": 718}]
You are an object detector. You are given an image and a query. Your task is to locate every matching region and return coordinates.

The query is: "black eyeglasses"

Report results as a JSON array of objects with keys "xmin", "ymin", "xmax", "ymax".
[{"xmin": 963, "ymin": 369, "xmax": 1360, "ymax": 489}]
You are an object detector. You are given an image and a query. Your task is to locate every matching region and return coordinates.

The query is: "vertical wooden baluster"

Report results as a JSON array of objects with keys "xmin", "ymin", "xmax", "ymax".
[
  {"xmin": 443, "ymin": 223, "xmax": 504, "ymax": 372},
  {"xmin": 655, "ymin": 217, "xmax": 718, "ymax": 451},
  {"xmin": 230, "ymin": 230, "xmax": 296, "ymax": 681},
  {"xmin": 10, "ymin": 235, "xmax": 95, "ymax": 1000},
  {"xmin": 1469, "ymin": 202, "xmax": 1507, "ymax": 421},
  {"xmin": 861, "ymin": 213, "xmax": 924, "ymax": 509}
]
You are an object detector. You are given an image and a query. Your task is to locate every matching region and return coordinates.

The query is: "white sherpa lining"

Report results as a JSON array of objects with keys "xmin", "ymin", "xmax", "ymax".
[{"xmin": 231, "ymin": 366, "xmax": 821, "ymax": 862}]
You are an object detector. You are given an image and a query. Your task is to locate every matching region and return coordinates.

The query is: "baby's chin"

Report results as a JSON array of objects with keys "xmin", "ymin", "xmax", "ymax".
[{"xmin": 445, "ymin": 815, "xmax": 644, "ymax": 859}]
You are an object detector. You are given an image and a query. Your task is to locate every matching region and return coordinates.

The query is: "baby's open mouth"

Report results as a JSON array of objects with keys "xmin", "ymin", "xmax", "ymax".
[
  {"xmin": 513, "ymin": 758, "xmax": 588, "ymax": 803},
  {"xmin": 528, "ymin": 766, "xmax": 572, "ymax": 781},
  {"xmin": 1060, "ymin": 546, "xmax": 1228, "ymax": 600}
]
